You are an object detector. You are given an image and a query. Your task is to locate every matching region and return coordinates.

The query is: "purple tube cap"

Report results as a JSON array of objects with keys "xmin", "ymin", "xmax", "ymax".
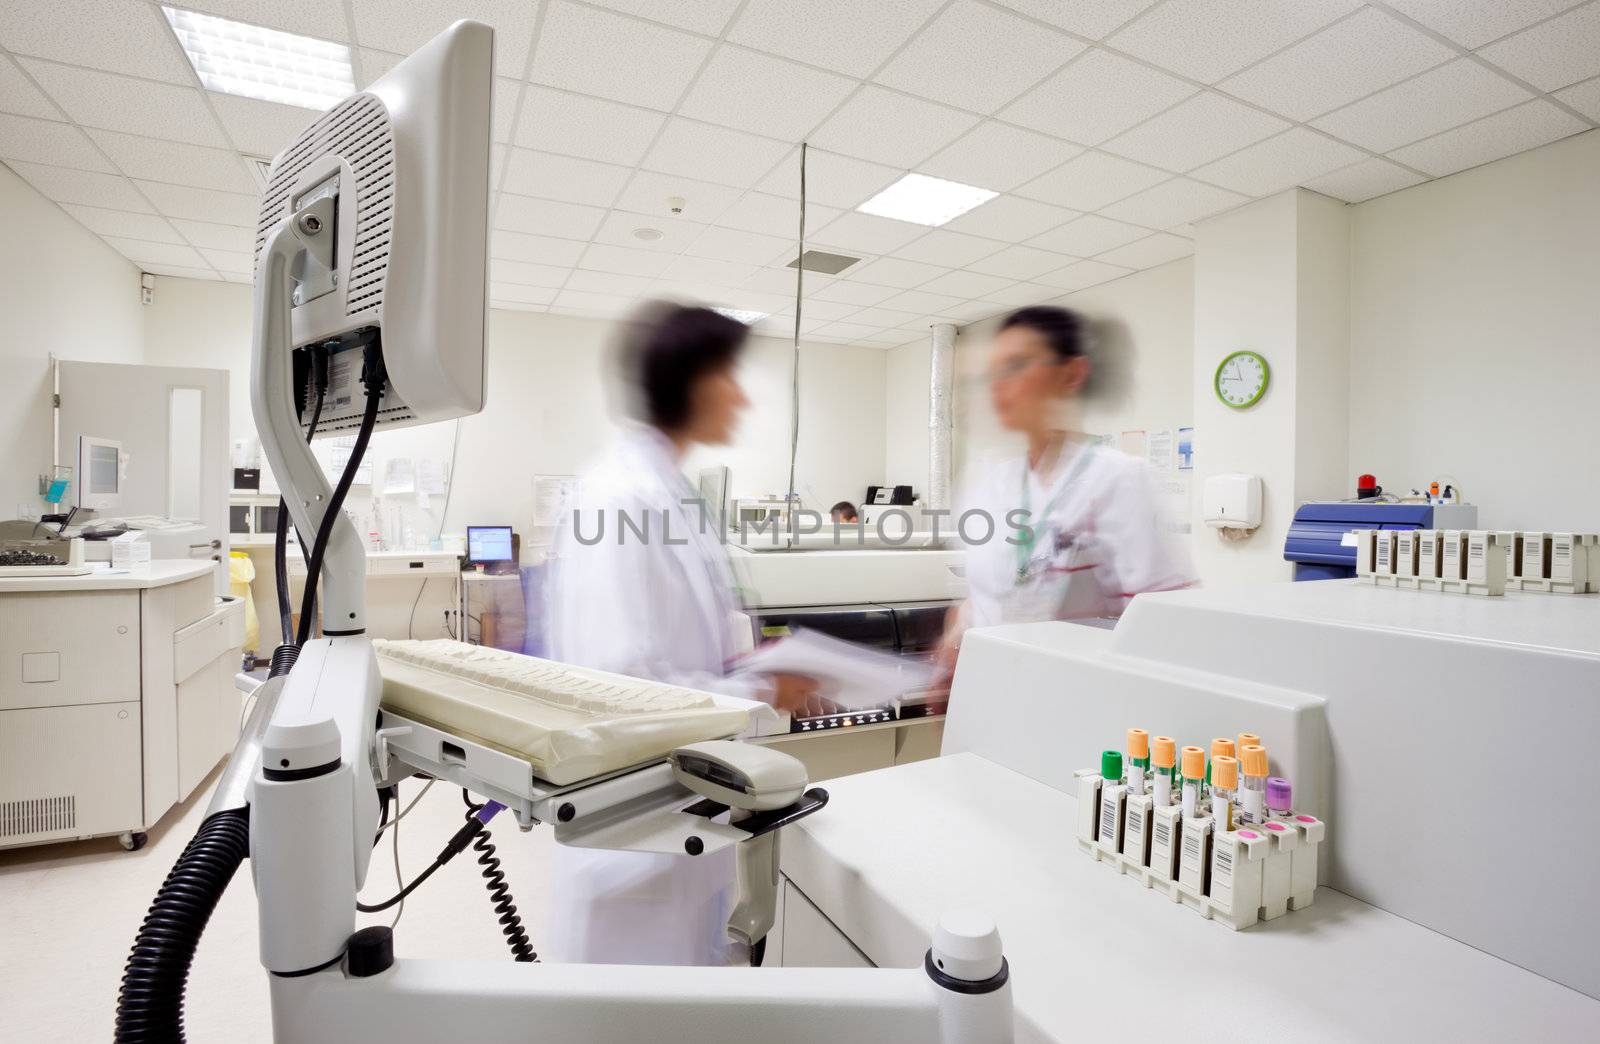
[{"xmin": 1266, "ymin": 776, "xmax": 1293, "ymax": 811}]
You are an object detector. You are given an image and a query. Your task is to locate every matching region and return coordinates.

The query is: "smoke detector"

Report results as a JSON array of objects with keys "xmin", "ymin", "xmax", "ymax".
[{"xmin": 633, "ymin": 227, "xmax": 664, "ymax": 242}]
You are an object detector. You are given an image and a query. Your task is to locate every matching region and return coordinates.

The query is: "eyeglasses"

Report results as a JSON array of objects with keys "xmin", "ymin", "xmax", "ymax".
[{"xmin": 987, "ymin": 353, "xmax": 1060, "ymax": 384}]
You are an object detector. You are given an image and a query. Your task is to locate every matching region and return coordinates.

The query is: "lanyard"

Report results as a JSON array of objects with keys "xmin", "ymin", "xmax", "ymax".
[{"xmin": 1014, "ymin": 445, "xmax": 1094, "ymax": 584}]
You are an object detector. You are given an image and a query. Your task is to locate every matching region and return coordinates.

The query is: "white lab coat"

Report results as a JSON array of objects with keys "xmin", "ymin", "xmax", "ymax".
[
  {"xmin": 960, "ymin": 441, "xmax": 1195, "ymax": 627},
  {"xmin": 544, "ymin": 426, "xmax": 762, "ymax": 966}
]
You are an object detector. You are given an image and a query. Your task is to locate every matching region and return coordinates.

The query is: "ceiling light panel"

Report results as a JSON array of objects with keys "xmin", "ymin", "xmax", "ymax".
[
  {"xmin": 857, "ymin": 173, "xmax": 998, "ymax": 227},
  {"xmin": 714, "ymin": 308, "xmax": 770, "ymax": 324},
  {"xmin": 163, "ymin": 7, "xmax": 355, "ymax": 110}
]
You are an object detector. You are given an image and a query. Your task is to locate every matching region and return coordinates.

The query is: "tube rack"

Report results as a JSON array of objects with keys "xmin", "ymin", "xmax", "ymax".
[
  {"xmin": 1073, "ymin": 770, "xmax": 1325, "ymax": 931},
  {"xmin": 1356, "ymin": 529, "xmax": 1597, "ymax": 596}
]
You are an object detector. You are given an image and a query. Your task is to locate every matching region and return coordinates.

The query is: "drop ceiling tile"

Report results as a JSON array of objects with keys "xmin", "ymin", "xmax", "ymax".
[
  {"xmin": 553, "ymin": 288, "xmax": 635, "ymax": 315},
  {"xmin": 615, "ymin": 171, "xmax": 745, "ymax": 224},
  {"xmin": 679, "ymin": 45, "xmax": 857, "ymax": 141},
  {"xmin": 812, "ymin": 321, "xmax": 886, "ymax": 341},
  {"xmin": 845, "ymin": 256, "xmax": 949, "ymax": 289},
  {"xmin": 920, "ymin": 121, "xmax": 1084, "ymax": 193},
  {"xmin": 1381, "ymin": 0, "xmax": 1584, "ymax": 50},
  {"xmin": 143, "ymin": 264, "xmax": 221, "ymax": 280},
  {"xmin": 491, "ymin": 259, "xmax": 572, "ymax": 287},
  {"xmin": 723, "ymin": 289, "xmax": 793, "ymax": 314},
  {"xmin": 1218, "ymin": 8, "xmax": 1456, "ymax": 122},
  {"xmin": 1479, "ymin": 3, "xmax": 1600, "ymax": 92},
  {"xmin": 1388, "ymin": 99, "xmax": 1588, "ymax": 176},
  {"xmin": 495, "ymin": 195, "xmax": 607, "ymax": 240},
  {"xmin": 59, "ymin": 204, "xmax": 183, "ymax": 243},
  {"xmin": 219, "ymin": 271, "xmax": 252, "ymax": 284},
  {"xmin": 357, "ymin": 49, "xmax": 403, "ymax": 87},
  {"xmin": 1093, "ymin": 232, "xmax": 1194, "ymax": 269},
  {"xmin": 1027, "ymin": 213, "xmax": 1148, "ymax": 255},
  {"xmin": 531, "ymin": 1, "xmax": 711, "ymax": 110},
  {"xmin": 919, "ymin": 269, "xmax": 1016, "ymax": 298},
  {"xmin": 644, "ymin": 119, "xmax": 791, "ymax": 188},
  {"xmin": 1169, "ymin": 223, "xmax": 1197, "ymax": 238},
  {"xmin": 980, "ymin": 282, "xmax": 1060, "ymax": 307},
  {"xmin": 502, "ymin": 149, "xmax": 632, "ymax": 207},
  {"xmin": 966, "ymin": 243, "xmax": 1078, "ymax": 280},
  {"xmin": 877, "ymin": 0, "xmax": 1084, "ymax": 114},
  {"xmin": 1189, "ymin": 127, "xmax": 1366, "ymax": 196},
  {"xmin": 592, "ymin": 209, "xmax": 708, "ymax": 253},
  {"xmin": 1554, "ymin": 76, "xmax": 1600, "ymax": 120},
  {"xmin": 661, "ymin": 255, "xmax": 759, "ymax": 287},
  {"xmin": 785, "ymin": 298, "xmax": 861, "ymax": 322},
  {"xmin": 179, "ymin": 0, "xmax": 352, "ymax": 40},
  {"xmin": 0, "ymin": 113, "xmax": 111, "ymax": 172},
  {"xmin": 809, "ymin": 86, "xmax": 980, "ymax": 168},
  {"xmin": 134, "ymin": 180, "xmax": 260, "ymax": 224},
  {"xmin": 564, "ymin": 268, "xmax": 655, "ymax": 296},
  {"xmin": 206, "ymin": 94, "xmax": 318, "ymax": 159},
  {"xmin": 1013, "ymin": 150, "xmax": 1169, "ymax": 211},
  {"xmin": 583, "ymin": 0, "xmax": 743, "ymax": 35},
  {"xmin": 1106, "ymin": 0, "xmax": 1361, "ymax": 83},
  {"xmin": 847, "ymin": 307, "xmax": 926, "ymax": 328},
  {"xmin": 198, "ymin": 247, "xmax": 254, "ymax": 275},
  {"xmin": 8, "ymin": 162, "xmax": 151, "ymax": 210},
  {"xmin": 1097, "ymin": 177, "xmax": 1249, "ymax": 228},
  {"xmin": 755, "ymin": 148, "xmax": 902, "ymax": 208},
  {"xmin": 716, "ymin": 192, "xmax": 844, "ymax": 237},
  {"xmin": 0, "ymin": 0, "xmax": 194, "ymax": 84},
  {"xmin": 493, "ymin": 300, "xmax": 548, "ymax": 313},
  {"xmin": 1310, "ymin": 59, "xmax": 1533, "ymax": 153},
  {"xmin": 943, "ymin": 194, "xmax": 1078, "ymax": 241},
  {"xmin": 686, "ymin": 226, "xmax": 794, "ymax": 265},
  {"xmin": 1301, "ymin": 157, "xmax": 1426, "ymax": 202},
  {"xmin": 727, "ymin": 0, "xmax": 947, "ymax": 78},
  {"xmin": 168, "ymin": 218, "xmax": 255, "ymax": 251},
  {"xmin": 493, "ymin": 79, "xmax": 521, "ymax": 144},
  {"xmin": 858, "ymin": 330, "xmax": 923, "ymax": 346},
  {"xmin": 580, "ymin": 243, "xmax": 675, "ymax": 277},
  {"xmin": 492, "ymin": 283, "xmax": 560, "ymax": 306},
  {"xmin": 21, "ymin": 62, "xmax": 229, "ymax": 148},
  {"xmin": 352, "ymin": 0, "xmax": 537, "ymax": 72},
  {"xmin": 0, "ymin": 54, "xmax": 57, "ymax": 119},
  {"xmin": 893, "ymin": 229, "xmax": 1007, "ymax": 267},
  {"xmin": 1000, "ymin": 49, "xmax": 1196, "ymax": 145},
  {"xmin": 933, "ymin": 299, "xmax": 1008, "ymax": 322},
  {"xmin": 491, "ymin": 229, "xmax": 588, "ymax": 266},
  {"xmin": 87, "ymin": 130, "xmax": 256, "ymax": 192},
  {"xmin": 1034, "ymin": 259, "xmax": 1133, "ymax": 291},
  {"xmin": 1101, "ymin": 92, "xmax": 1289, "ymax": 172},
  {"xmin": 808, "ymin": 280, "xmax": 902, "ymax": 306},
  {"xmin": 515, "ymin": 87, "xmax": 664, "ymax": 166},
  {"xmin": 748, "ymin": 267, "xmax": 828, "ymax": 296},
  {"xmin": 990, "ymin": 0, "xmax": 1161, "ymax": 40},
  {"xmin": 812, "ymin": 212, "xmax": 927, "ymax": 255},
  {"xmin": 881, "ymin": 289, "xmax": 970, "ymax": 314},
  {"xmin": 102, "ymin": 236, "xmax": 206, "ymax": 268}
]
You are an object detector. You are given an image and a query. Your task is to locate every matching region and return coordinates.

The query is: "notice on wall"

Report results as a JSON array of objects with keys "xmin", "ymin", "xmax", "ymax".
[
  {"xmin": 416, "ymin": 459, "xmax": 448, "ymax": 496},
  {"xmin": 1177, "ymin": 426, "xmax": 1195, "ymax": 471},
  {"xmin": 383, "ymin": 457, "xmax": 416, "ymax": 495},
  {"xmin": 533, "ymin": 475, "xmax": 577, "ymax": 527},
  {"xmin": 1119, "ymin": 429, "xmax": 1147, "ymax": 459},
  {"xmin": 1146, "ymin": 428, "xmax": 1173, "ymax": 472}
]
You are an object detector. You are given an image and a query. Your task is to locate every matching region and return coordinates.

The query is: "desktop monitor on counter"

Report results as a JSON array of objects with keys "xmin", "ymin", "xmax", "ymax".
[{"xmin": 77, "ymin": 435, "xmax": 122, "ymax": 512}]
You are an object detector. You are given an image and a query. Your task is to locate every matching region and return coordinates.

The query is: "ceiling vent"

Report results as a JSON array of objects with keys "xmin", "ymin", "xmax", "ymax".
[{"xmin": 785, "ymin": 249, "xmax": 861, "ymax": 275}]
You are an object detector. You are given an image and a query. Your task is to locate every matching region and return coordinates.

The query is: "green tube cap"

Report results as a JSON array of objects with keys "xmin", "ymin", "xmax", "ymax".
[{"xmin": 1101, "ymin": 749, "xmax": 1123, "ymax": 782}]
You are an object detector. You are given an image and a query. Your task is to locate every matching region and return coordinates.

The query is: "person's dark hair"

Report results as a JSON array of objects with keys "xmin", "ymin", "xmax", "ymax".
[
  {"xmin": 619, "ymin": 301, "xmax": 750, "ymax": 430},
  {"xmin": 829, "ymin": 501, "xmax": 858, "ymax": 521},
  {"xmin": 999, "ymin": 305, "xmax": 1086, "ymax": 361}
]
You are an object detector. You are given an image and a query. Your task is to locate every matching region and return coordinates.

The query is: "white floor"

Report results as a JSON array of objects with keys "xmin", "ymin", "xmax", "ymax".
[{"xmin": 0, "ymin": 764, "xmax": 558, "ymax": 1041}]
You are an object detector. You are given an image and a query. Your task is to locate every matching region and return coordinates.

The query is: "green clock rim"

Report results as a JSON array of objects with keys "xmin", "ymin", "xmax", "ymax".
[{"xmin": 1214, "ymin": 350, "xmax": 1269, "ymax": 410}]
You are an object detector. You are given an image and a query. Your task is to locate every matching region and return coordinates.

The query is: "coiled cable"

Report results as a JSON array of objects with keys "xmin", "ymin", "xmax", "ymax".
[
  {"xmin": 462, "ymin": 789, "xmax": 537, "ymax": 962},
  {"xmin": 115, "ymin": 807, "xmax": 251, "ymax": 1043}
]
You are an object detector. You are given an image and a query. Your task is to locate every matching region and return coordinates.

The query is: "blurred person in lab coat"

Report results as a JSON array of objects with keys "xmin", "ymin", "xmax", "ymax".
[
  {"xmin": 545, "ymin": 301, "xmax": 816, "ymax": 967},
  {"xmin": 936, "ymin": 306, "xmax": 1194, "ymax": 677}
]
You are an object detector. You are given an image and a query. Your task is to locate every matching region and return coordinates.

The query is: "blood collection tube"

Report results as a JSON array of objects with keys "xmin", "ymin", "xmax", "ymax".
[
  {"xmin": 1211, "ymin": 755, "xmax": 1238, "ymax": 831},
  {"xmin": 1180, "ymin": 746, "xmax": 1205, "ymax": 818},
  {"xmin": 1239, "ymin": 745, "xmax": 1269, "ymax": 825},
  {"xmin": 1127, "ymin": 728, "xmax": 1150, "ymax": 796},
  {"xmin": 1152, "ymin": 736, "xmax": 1177, "ymax": 807}
]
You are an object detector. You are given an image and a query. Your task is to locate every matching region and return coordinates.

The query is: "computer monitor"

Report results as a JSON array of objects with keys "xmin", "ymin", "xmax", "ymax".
[
  {"xmin": 466, "ymin": 526, "xmax": 514, "ymax": 566},
  {"xmin": 77, "ymin": 435, "xmax": 122, "ymax": 512}
]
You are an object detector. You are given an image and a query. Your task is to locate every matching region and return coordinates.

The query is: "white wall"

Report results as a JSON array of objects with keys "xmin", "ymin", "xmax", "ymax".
[
  {"xmin": 141, "ymin": 279, "xmax": 888, "ymax": 552},
  {"xmin": 0, "ymin": 162, "xmax": 145, "ymax": 514},
  {"xmin": 883, "ymin": 257, "xmax": 1196, "ymax": 506},
  {"xmin": 1347, "ymin": 129, "xmax": 1600, "ymax": 531}
]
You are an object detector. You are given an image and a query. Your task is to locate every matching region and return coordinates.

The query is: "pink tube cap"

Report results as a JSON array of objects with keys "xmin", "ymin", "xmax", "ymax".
[{"xmin": 1266, "ymin": 776, "xmax": 1292, "ymax": 812}]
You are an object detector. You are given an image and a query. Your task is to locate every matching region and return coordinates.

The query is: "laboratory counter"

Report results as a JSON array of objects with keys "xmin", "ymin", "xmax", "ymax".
[
  {"xmin": 777, "ymin": 752, "xmax": 1598, "ymax": 1043},
  {"xmin": 0, "ymin": 559, "xmax": 214, "ymax": 592}
]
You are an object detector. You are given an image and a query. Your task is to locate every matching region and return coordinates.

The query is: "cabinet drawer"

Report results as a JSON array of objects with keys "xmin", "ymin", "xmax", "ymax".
[
  {"xmin": 0, "ymin": 590, "xmax": 141, "ymax": 711},
  {"xmin": 173, "ymin": 597, "xmax": 245, "ymax": 684}
]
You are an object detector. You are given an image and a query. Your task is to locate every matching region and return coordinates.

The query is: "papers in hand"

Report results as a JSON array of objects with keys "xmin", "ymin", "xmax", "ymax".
[{"xmin": 731, "ymin": 629, "xmax": 936, "ymax": 710}]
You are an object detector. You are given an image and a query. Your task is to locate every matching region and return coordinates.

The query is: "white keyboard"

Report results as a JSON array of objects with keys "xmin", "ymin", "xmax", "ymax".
[
  {"xmin": 371, "ymin": 640, "xmax": 749, "ymax": 784},
  {"xmin": 374, "ymin": 639, "xmax": 712, "ymax": 716}
]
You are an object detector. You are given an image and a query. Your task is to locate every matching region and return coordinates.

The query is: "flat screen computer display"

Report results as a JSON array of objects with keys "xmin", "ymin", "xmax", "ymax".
[{"xmin": 467, "ymin": 525, "xmax": 514, "ymax": 564}]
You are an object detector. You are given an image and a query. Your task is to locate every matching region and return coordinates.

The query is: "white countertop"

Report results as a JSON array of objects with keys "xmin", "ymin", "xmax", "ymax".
[
  {"xmin": 0, "ymin": 559, "xmax": 214, "ymax": 592},
  {"xmin": 781, "ymin": 753, "xmax": 1598, "ymax": 1043}
]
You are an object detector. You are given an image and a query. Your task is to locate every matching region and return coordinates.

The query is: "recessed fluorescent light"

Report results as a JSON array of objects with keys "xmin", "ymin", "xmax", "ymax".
[
  {"xmin": 163, "ymin": 6, "xmax": 355, "ymax": 111},
  {"xmin": 856, "ymin": 173, "xmax": 997, "ymax": 227},
  {"xmin": 714, "ymin": 308, "xmax": 769, "ymax": 324}
]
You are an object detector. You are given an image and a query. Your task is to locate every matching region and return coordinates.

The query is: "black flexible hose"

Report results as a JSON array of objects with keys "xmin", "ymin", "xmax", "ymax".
[
  {"xmin": 115, "ymin": 807, "xmax": 251, "ymax": 1043},
  {"xmin": 274, "ymin": 359, "xmax": 327, "ymax": 647},
  {"xmin": 267, "ymin": 643, "xmax": 300, "ymax": 679},
  {"xmin": 463, "ymin": 790, "xmax": 537, "ymax": 962},
  {"xmin": 296, "ymin": 342, "xmax": 384, "ymax": 647}
]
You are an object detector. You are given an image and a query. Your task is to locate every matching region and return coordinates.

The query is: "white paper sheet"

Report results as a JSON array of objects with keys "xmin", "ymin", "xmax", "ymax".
[{"xmin": 730, "ymin": 629, "xmax": 936, "ymax": 710}]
